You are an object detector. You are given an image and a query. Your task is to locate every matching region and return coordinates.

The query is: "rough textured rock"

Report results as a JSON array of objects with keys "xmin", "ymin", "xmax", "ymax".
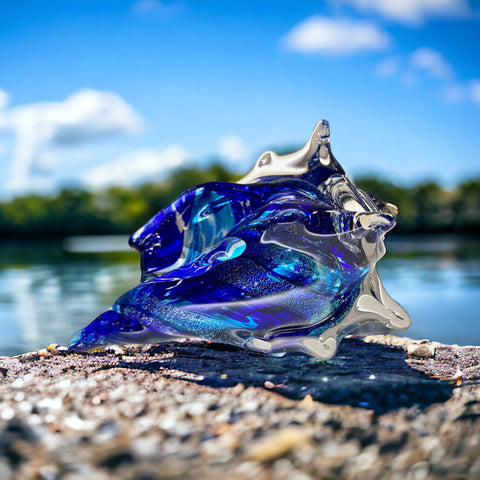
[{"xmin": 0, "ymin": 335, "xmax": 479, "ymax": 479}]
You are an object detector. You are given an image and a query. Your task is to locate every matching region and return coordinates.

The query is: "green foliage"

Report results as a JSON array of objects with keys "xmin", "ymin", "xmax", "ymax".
[
  {"xmin": 0, "ymin": 164, "xmax": 479, "ymax": 238},
  {"xmin": 351, "ymin": 176, "xmax": 479, "ymax": 234},
  {"xmin": 454, "ymin": 179, "xmax": 480, "ymax": 233},
  {"xmin": 410, "ymin": 182, "xmax": 454, "ymax": 232},
  {"xmin": 0, "ymin": 163, "xmax": 239, "ymax": 238},
  {"xmin": 354, "ymin": 177, "xmax": 416, "ymax": 231}
]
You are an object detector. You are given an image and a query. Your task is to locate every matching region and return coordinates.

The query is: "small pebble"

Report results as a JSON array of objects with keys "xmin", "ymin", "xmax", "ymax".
[
  {"xmin": 407, "ymin": 344, "xmax": 435, "ymax": 358},
  {"xmin": 249, "ymin": 427, "xmax": 312, "ymax": 462},
  {"xmin": 14, "ymin": 392, "xmax": 25, "ymax": 402},
  {"xmin": 299, "ymin": 394, "xmax": 314, "ymax": 408},
  {"xmin": 63, "ymin": 415, "xmax": 96, "ymax": 431},
  {"xmin": 11, "ymin": 378, "xmax": 24, "ymax": 389},
  {"xmin": 0, "ymin": 407, "xmax": 15, "ymax": 421}
]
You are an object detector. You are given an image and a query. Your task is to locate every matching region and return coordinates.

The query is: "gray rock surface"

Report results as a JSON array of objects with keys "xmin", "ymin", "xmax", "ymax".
[{"xmin": 0, "ymin": 335, "xmax": 479, "ymax": 479}]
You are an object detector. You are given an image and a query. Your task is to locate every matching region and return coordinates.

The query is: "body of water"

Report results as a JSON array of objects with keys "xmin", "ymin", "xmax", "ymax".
[{"xmin": 0, "ymin": 234, "xmax": 479, "ymax": 356}]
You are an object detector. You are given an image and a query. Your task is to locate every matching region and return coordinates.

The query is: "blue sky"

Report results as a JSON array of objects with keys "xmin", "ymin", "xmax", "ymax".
[{"xmin": 0, "ymin": 0, "xmax": 479, "ymax": 198}]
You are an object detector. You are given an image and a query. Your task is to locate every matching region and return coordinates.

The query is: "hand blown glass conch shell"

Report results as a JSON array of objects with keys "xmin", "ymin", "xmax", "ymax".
[{"xmin": 69, "ymin": 121, "xmax": 411, "ymax": 359}]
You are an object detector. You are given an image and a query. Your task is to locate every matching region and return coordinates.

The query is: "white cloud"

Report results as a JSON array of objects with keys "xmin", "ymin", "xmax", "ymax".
[
  {"xmin": 217, "ymin": 135, "xmax": 249, "ymax": 162},
  {"xmin": 337, "ymin": 0, "xmax": 470, "ymax": 25},
  {"xmin": 376, "ymin": 48, "xmax": 453, "ymax": 88},
  {"xmin": 410, "ymin": 48, "xmax": 452, "ymax": 80},
  {"xmin": 0, "ymin": 89, "xmax": 10, "ymax": 110},
  {"xmin": 374, "ymin": 56, "xmax": 400, "ymax": 78},
  {"xmin": 440, "ymin": 83, "xmax": 466, "ymax": 103},
  {"xmin": 131, "ymin": 0, "xmax": 182, "ymax": 17},
  {"xmin": 377, "ymin": 52, "xmax": 480, "ymax": 107},
  {"xmin": 4, "ymin": 175, "xmax": 56, "ymax": 198},
  {"xmin": 83, "ymin": 145, "xmax": 188, "ymax": 189},
  {"xmin": 282, "ymin": 16, "xmax": 391, "ymax": 55},
  {"xmin": 439, "ymin": 79, "xmax": 480, "ymax": 105},
  {"xmin": 470, "ymin": 79, "xmax": 480, "ymax": 104},
  {"xmin": 0, "ymin": 88, "xmax": 143, "ymax": 192}
]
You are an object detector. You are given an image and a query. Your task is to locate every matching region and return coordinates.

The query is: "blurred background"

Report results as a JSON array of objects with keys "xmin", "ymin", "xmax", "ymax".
[{"xmin": 1, "ymin": 0, "xmax": 479, "ymax": 355}]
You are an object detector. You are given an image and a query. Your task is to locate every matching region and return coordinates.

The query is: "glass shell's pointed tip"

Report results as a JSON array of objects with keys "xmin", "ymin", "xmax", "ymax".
[
  {"xmin": 68, "ymin": 325, "xmax": 103, "ymax": 352},
  {"xmin": 68, "ymin": 329, "xmax": 84, "ymax": 351},
  {"xmin": 314, "ymin": 119, "xmax": 330, "ymax": 141}
]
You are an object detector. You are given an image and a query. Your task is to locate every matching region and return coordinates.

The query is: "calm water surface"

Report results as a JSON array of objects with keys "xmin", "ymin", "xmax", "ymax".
[{"xmin": 0, "ymin": 235, "xmax": 479, "ymax": 356}]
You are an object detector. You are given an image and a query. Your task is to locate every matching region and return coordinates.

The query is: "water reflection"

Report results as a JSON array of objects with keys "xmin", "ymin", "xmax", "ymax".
[
  {"xmin": 0, "ymin": 240, "xmax": 139, "ymax": 356},
  {"xmin": 379, "ymin": 236, "xmax": 480, "ymax": 346},
  {"xmin": 0, "ymin": 235, "xmax": 479, "ymax": 356}
]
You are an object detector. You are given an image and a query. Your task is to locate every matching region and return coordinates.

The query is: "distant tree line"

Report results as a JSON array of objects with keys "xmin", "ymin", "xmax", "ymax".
[
  {"xmin": 355, "ymin": 177, "xmax": 480, "ymax": 234},
  {"xmin": 0, "ymin": 164, "xmax": 479, "ymax": 238},
  {"xmin": 0, "ymin": 164, "xmax": 237, "ymax": 238}
]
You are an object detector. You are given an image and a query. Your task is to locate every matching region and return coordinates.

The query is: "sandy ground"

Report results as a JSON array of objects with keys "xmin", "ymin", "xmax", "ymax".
[{"xmin": 0, "ymin": 335, "xmax": 479, "ymax": 479}]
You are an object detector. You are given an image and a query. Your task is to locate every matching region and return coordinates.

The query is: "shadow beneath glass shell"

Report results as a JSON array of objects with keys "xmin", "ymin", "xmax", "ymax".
[{"xmin": 99, "ymin": 338, "xmax": 453, "ymax": 415}]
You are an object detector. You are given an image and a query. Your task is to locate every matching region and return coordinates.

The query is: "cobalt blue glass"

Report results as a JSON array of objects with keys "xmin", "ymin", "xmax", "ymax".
[{"xmin": 69, "ymin": 121, "xmax": 410, "ymax": 359}]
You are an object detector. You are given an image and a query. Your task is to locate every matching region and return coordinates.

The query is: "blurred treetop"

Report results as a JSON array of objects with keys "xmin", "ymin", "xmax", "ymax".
[{"xmin": 1, "ymin": 163, "xmax": 479, "ymax": 238}]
